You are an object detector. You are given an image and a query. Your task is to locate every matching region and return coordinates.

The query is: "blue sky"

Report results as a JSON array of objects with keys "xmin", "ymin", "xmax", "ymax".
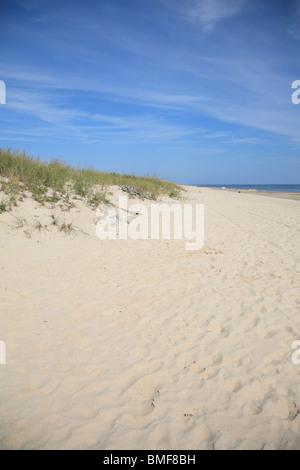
[{"xmin": 0, "ymin": 0, "xmax": 300, "ymax": 184}]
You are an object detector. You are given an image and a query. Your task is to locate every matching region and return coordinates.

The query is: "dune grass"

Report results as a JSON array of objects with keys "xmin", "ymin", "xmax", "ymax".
[{"xmin": 0, "ymin": 147, "xmax": 181, "ymax": 213}]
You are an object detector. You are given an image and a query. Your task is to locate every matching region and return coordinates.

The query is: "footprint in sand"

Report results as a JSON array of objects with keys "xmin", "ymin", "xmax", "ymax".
[
  {"xmin": 264, "ymin": 397, "xmax": 300, "ymax": 421},
  {"xmin": 74, "ymin": 405, "xmax": 99, "ymax": 419}
]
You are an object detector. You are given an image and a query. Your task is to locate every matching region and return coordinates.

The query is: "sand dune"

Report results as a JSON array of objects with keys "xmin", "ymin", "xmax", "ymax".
[{"xmin": 0, "ymin": 186, "xmax": 300, "ymax": 450}]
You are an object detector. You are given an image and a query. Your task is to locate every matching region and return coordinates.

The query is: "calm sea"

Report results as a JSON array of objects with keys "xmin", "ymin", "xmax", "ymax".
[{"xmin": 196, "ymin": 184, "xmax": 300, "ymax": 193}]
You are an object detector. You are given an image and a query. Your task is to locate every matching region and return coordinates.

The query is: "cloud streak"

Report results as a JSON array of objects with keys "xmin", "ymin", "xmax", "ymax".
[
  {"xmin": 1, "ymin": 0, "xmax": 299, "ymax": 181},
  {"xmin": 187, "ymin": 0, "xmax": 246, "ymax": 31}
]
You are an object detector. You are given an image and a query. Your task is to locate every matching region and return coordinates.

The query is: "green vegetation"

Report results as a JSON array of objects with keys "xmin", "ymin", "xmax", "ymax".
[
  {"xmin": 0, "ymin": 147, "xmax": 181, "ymax": 212},
  {"xmin": 9, "ymin": 212, "xmax": 75, "ymax": 237}
]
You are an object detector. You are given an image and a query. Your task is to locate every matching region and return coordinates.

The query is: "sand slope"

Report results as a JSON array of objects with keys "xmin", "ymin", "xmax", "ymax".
[{"xmin": 0, "ymin": 186, "xmax": 300, "ymax": 450}]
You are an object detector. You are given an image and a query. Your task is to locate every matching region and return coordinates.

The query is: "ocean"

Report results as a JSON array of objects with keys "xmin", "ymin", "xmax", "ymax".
[{"xmin": 196, "ymin": 184, "xmax": 300, "ymax": 193}]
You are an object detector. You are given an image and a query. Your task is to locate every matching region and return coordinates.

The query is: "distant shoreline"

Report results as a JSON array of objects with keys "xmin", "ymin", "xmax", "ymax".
[{"xmin": 196, "ymin": 186, "xmax": 300, "ymax": 201}]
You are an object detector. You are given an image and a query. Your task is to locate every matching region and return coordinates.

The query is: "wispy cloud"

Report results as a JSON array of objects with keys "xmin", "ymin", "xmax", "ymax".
[
  {"xmin": 4, "ymin": 87, "xmax": 200, "ymax": 145},
  {"xmin": 8, "ymin": 89, "xmax": 89, "ymax": 124},
  {"xmin": 166, "ymin": 0, "xmax": 246, "ymax": 31},
  {"xmin": 187, "ymin": 0, "xmax": 246, "ymax": 31},
  {"xmin": 1, "ymin": 0, "xmax": 300, "ymax": 181},
  {"xmin": 3, "ymin": 54, "xmax": 300, "ymax": 147}
]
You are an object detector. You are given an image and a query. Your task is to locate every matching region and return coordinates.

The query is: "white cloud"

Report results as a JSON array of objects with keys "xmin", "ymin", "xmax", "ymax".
[
  {"xmin": 178, "ymin": 0, "xmax": 246, "ymax": 31},
  {"xmin": 4, "ymin": 88, "xmax": 199, "ymax": 145}
]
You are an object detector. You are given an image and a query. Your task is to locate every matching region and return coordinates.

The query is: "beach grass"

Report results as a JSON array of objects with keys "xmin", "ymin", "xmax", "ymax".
[{"xmin": 0, "ymin": 147, "xmax": 181, "ymax": 212}]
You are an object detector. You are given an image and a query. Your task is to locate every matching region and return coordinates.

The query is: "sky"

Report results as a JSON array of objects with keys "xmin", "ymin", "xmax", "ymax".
[{"xmin": 0, "ymin": 0, "xmax": 300, "ymax": 184}]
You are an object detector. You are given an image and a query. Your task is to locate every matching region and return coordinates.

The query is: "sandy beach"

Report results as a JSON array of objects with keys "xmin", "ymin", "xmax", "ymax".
[{"xmin": 0, "ymin": 185, "xmax": 300, "ymax": 450}]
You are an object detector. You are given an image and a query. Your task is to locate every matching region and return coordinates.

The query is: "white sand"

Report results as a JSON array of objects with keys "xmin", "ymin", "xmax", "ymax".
[{"xmin": 0, "ymin": 185, "xmax": 300, "ymax": 450}]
